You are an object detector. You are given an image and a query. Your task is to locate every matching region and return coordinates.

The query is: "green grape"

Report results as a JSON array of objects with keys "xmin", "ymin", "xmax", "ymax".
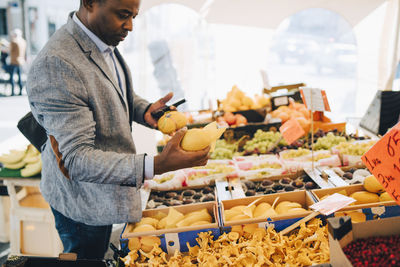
[{"xmin": 313, "ymin": 132, "xmax": 347, "ymax": 150}]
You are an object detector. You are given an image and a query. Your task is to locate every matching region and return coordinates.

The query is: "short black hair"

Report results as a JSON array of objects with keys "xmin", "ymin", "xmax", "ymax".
[{"xmin": 80, "ymin": 0, "xmax": 106, "ymax": 7}]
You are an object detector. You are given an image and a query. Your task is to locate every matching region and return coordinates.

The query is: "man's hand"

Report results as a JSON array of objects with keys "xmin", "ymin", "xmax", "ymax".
[
  {"xmin": 154, "ymin": 128, "xmax": 210, "ymax": 175},
  {"xmin": 144, "ymin": 92, "xmax": 174, "ymax": 128}
]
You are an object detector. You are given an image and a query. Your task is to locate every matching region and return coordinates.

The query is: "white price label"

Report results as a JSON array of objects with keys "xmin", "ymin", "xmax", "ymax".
[
  {"xmin": 300, "ymin": 87, "xmax": 331, "ymax": 112},
  {"xmin": 310, "ymin": 193, "xmax": 356, "ymax": 215},
  {"xmin": 274, "ymin": 96, "xmax": 289, "ymax": 107}
]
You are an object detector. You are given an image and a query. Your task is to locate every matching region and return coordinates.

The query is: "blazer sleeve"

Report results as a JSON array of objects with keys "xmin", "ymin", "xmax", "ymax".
[
  {"xmin": 132, "ymin": 92, "xmax": 151, "ymax": 126},
  {"xmin": 27, "ymin": 55, "xmax": 144, "ymax": 187}
]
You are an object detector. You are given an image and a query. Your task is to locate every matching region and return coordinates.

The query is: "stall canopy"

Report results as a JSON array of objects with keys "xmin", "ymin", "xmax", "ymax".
[{"xmin": 140, "ymin": 0, "xmax": 387, "ymax": 28}]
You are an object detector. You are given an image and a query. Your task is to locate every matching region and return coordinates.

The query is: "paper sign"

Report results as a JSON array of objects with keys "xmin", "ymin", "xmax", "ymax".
[
  {"xmin": 310, "ymin": 193, "xmax": 356, "ymax": 215},
  {"xmin": 362, "ymin": 122, "xmax": 400, "ymax": 204},
  {"xmin": 279, "ymin": 118, "xmax": 305, "ymax": 145},
  {"xmin": 300, "ymin": 87, "xmax": 331, "ymax": 112}
]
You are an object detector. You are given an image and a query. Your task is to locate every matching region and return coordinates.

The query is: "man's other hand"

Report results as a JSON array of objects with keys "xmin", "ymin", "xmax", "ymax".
[
  {"xmin": 144, "ymin": 92, "xmax": 174, "ymax": 128},
  {"xmin": 154, "ymin": 128, "xmax": 210, "ymax": 175}
]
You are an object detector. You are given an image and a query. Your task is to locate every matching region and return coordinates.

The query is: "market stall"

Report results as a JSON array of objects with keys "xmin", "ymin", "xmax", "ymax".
[{"xmin": 1, "ymin": 0, "xmax": 400, "ymax": 266}]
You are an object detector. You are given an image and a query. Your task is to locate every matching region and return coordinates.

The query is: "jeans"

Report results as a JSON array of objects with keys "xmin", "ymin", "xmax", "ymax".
[
  {"xmin": 51, "ymin": 207, "xmax": 112, "ymax": 259},
  {"xmin": 9, "ymin": 64, "xmax": 23, "ymax": 95}
]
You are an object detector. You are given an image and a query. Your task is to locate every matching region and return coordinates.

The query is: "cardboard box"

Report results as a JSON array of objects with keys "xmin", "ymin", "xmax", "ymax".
[
  {"xmin": 121, "ymin": 202, "xmax": 219, "ymax": 239},
  {"xmin": 329, "ymin": 216, "xmax": 400, "ymax": 267},
  {"xmin": 311, "ymin": 184, "xmax": 397, "ymax": 211},
  {"xmin": 221, "ymin": 190, "xmax": 316, "ymax": 226},
  {"xmin": 145, "ymin": 185, "xmax": 216, "ymax": 210}
]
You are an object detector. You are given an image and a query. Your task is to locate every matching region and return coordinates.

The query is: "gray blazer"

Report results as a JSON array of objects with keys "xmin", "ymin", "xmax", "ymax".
[{"xmin": 27, "ymin": 15, "xmax": 150, "ymax": 225}]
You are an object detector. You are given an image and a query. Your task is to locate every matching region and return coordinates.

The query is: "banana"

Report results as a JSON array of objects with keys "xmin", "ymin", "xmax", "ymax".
[
  {"xmin": 4, "ymin": 161, "xmax": 26, "ymax": 170},
  {"xmin": 23, "ymin": 155, "xmax": 40, "ymax": 164},
  {"xmin": 0, "ymin": 150, "xmax": 26, "ymax": 164},
  {"xmin": 21, "ymin": 158, "xmax": 42, "ymax": 177}
]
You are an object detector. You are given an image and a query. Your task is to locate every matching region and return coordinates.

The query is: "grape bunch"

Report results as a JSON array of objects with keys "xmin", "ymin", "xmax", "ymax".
[
  {"xmin": 243, "ymin": 130, "xmax": 285, "ymax": 154},
  {"xmin": 313, "ymin": 132, "xmax": 347, "ymax": 150},
  {"xmin": 210, "ymin": 140, "xmax": 238, "ymax": 159},
  {"xmin": 336, "ymin": 140, "xmax": 377, "ymax": 156}
]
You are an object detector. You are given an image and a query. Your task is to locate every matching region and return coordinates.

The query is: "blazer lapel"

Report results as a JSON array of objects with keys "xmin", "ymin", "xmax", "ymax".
[
  {"xmin": 115, "ymin": 48, "xmax": 134, "ymax": 125},
  {"xmin": 65, "ymin": 14, "xmax": 127, "ymax": 107}
]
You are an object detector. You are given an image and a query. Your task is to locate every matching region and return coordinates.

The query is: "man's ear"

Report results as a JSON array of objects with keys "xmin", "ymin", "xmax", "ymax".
[{"xmin": 81, "ymin": 0, "xmax": 97, "ymax": 12}]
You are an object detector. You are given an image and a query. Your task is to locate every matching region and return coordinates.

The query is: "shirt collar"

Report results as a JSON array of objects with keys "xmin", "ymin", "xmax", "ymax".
[{"xmin": 72, "ymin": 12, "xmax": 115, "ymax": 53}]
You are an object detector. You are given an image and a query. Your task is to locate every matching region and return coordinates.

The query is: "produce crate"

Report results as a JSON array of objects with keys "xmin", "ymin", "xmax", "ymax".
[
  {"xmin": 220, "ymin": 190, "xmax": 316, "ymax": 226},
  {"xmin": 121, "ymin": 202, "xmax": 219, "ymax": 238},
  {"xmin": 239, "ymin": 171, "xmax": 319, "ymax": 197},
  {"xmin": 120, "ymin": 202, "xmax": 220, "ymax": 255},
  {"xmin": 328, "ymin": 216, "xmax": 400, "ymax": 266},
  {"xmin": 145, "ymin": 185, "xmax": 216, "ymax": 210},
  {"xmin": 311, "ymin": 184, "xmax": 397, "ymax": 211}
]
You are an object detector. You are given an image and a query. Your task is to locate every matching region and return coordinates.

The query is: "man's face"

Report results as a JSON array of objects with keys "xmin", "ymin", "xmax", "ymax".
[{"xmin": 88, "ymin": 0, "xmax": 140, "ymax": 46}]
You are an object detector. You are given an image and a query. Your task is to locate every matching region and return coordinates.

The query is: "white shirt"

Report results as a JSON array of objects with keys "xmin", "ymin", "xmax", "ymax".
[{"xmin": 73, "ymin": 13, "xmax": 154, "ymax": 179}]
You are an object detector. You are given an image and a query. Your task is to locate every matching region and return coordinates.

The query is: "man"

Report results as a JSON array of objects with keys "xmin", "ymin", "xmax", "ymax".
[
  {"xmin": 9, "ymin": 29, "xmax": 26, "ymax": 96},
  {"xmin": 26, "ymin": 0, "xmax": 209, "ymax": 259}
]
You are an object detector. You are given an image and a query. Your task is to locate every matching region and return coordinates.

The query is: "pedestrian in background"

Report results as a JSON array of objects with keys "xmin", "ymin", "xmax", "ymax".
[{"xmin": 9, "ymin": 29, "xmax": 26, "ymax": 96}]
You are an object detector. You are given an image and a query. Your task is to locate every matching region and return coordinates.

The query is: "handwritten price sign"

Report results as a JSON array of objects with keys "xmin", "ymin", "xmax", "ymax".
[
  {"xmin": 362, "ymin": 122, "xmax": 400, "ymax": 204},
  {"xmin": 279, "ymin": 118, "xmax": 305, "ymax": 145}
]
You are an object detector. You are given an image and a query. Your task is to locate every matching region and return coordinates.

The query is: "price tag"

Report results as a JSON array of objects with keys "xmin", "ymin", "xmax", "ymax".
[
  {"xmin": 274, "ymin": 96, "xmax": 289, "ymax": 107},
  {"xmin": 310, "ymin": 193, "xmax": 356, "ymax": 215},
  {"xmin": 300, "ymin": 87, "xmax": 331, "ymax": 112},
  {"xmin": 279, "ymin": 118, "xmax": 305, "ymax": 145},
  {"xmin": 362, "ymin": 122, "xmax": 400, "ymax": 204}
]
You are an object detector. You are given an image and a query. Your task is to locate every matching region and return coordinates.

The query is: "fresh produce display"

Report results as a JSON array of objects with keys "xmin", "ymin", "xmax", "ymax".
[
  {"xmin": 210, "ymin": 139, "xmax": 239, "ymax": 160},
  {"xmin": 126, "ymin": 207, "xmax": 214, "ymax": 233},
  {"xmin": 216, "ymin": 112, "xmax": 248, "ymax": 127},
  {"xmin": 146, "ymin": 186, "xmax": 215, "ymax": 209},
  {"xmin": 122, "ymin": 218, "xmax": 329, "ymax": 266},
  {"xmin": 242, "ymin": 176, "xmax": 317, "ymax": 197},
  {"xmin": 219, "ymin": 85, "xmax": 270, "ymax": 112},
  {"xmin": 318, "ymin": 175, "xmax": 393, "ymax": 206},
  {"xmin": 280, "ymin": 148, "xmax": 311, "ymax": 159},
  {"xmin": 224, "ymin": 198, "xmax": 307, "ymax": 222},
  {"xmin": 270, "ymin": 102, "xmax": 311, "ymax": 132},
  {"xmin": 158, "ymin": 111, "xmax": 188, "ymax": 134},
  {"xmin": 312, "ymin": 132, "xmax": 347, "ymax": 150},
  {"xmin": 243, "ymin": 130, "xmax": 287, "ymax": 154},
  {"xmin": 181, "ymin": 122, "xmax": 225, "ymax": 151},
  {"xmin": 343, "ymin": 235, "xmax": 400, "ymax": 267},
  {"xmin": 334, "ymin": 140, "xmax": 377, "ymax": 156},
  {"xmin": 0, "ymin": 144, "xmax": 42, "ymax": 177}
]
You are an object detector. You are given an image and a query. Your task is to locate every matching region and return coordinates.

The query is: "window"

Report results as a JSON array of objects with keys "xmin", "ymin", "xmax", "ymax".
[
  {"xmin": 122, "ymin": 4, "xmax": 214, "ymax": 110},
  {"xmin": 0, "ymin": 9, "xmax": 7, "ymax": 36},
  {"xmin": 267, "ymin": 8, "xmax": 358, "ymax": 118}
]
